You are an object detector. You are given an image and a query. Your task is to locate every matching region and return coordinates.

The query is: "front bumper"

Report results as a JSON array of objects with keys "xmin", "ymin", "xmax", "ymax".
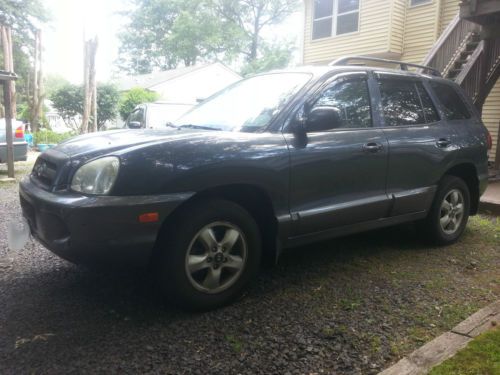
[{"xmin": 19, "ymin": 176, "xmax": 193, "ymax": 266}]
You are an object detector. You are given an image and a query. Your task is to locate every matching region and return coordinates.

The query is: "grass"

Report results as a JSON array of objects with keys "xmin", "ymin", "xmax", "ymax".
[
  {"xmin": 429, "ymin": 328, "xmax": 500, "ymax": 375},
  {"xmin": 225, "ymin": 334, "xmax": 244, "ymax": 353}
]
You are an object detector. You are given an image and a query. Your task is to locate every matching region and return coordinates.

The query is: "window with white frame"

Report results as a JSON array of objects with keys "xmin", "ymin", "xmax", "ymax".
[
  {"xmin": 312, "ymin": 0, "xmax": 360, "ymax": 40},
  {"xmin": 410, "ymin": 0, "xmax": 431, "ymax": 6}
]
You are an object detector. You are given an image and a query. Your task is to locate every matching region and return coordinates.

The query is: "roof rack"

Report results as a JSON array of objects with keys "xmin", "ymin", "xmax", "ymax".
[{"xmin": 329, "ymin": 56, "xmax": 441, "ymax": 77}]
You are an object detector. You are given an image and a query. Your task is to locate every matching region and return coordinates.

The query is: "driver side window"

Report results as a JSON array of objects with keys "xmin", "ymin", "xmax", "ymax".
[
  {"xmin": 129, "ymin": 108, "xmax": 145, "ymax": 125},
  {"xmin": 307, "ymin": 78, "xmax": 372, "ymax": 132}
]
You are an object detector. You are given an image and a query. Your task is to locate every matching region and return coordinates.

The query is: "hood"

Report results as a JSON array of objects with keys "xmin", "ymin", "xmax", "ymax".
[{"xmin": 53, "ymin": 129, "xmax": 204, "ymax": 158}]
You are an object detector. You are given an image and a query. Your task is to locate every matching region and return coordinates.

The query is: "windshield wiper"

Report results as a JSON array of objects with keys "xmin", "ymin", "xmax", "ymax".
[{"xmin": 178, "ymin": 124, "xmax": 222, "ymax": 131}]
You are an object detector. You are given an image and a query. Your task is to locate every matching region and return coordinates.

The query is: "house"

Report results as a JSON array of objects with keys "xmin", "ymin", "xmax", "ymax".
[
  {"xmin": 115, "ymin": 62, "xmax": 242, "ymax": 105},
  {"xmin": 301, "ymin": 0, "xmax": 500, "ymax": 169}
]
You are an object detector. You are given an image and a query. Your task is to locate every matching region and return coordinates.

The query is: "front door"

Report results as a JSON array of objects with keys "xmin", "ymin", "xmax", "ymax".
[{"xmin": 286, "ymin": 73, "xmax": 390, "ymax": 236}]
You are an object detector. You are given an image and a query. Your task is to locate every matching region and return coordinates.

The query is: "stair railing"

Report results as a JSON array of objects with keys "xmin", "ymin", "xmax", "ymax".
[{"xmin": 422, "ymin": 15, "xmax": 479, "ymax": 74}]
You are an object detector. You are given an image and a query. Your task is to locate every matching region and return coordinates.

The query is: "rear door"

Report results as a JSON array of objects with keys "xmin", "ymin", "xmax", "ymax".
[
  {"xmin": 375, "ymin": 74, "xmax": 459, "ymax": 216},
  {"xmin": 286, "ymin": 73, "xmax": 390, "ymax": 236}
]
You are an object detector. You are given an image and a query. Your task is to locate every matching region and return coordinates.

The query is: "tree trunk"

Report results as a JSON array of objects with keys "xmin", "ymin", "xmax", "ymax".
[
  {"xmin": 81, "ymin": 42, "xmax": 90, "ymax": 134},
  {"xmin": 29, "ymin": 30, "xmax": 42, "ymax": 133},
  {"xmin": 89, "ymin": 38, "xmax": 98, "ymax": 132},
  {"xmin": 1, "ymin": 25, "xmax": 16, "ymax": 119},
  {"xmin": 82, "ymin": 37, "xmax": 98, "ymax": 133}
]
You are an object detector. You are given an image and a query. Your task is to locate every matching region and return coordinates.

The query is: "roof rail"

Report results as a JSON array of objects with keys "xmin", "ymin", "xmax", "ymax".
[{"xmin": 329, "ymin": 56, "xmax": 442, "ymax": 77}]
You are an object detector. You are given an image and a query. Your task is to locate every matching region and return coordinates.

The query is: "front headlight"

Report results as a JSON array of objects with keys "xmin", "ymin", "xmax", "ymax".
[{"xmin": 71, "ymin": 156, "xmax": 120, "ymax": 195}]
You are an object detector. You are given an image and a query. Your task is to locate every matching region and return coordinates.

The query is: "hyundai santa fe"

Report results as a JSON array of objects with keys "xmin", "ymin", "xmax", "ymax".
[{"xmin": 19, "ymin": 57, "xmax": 491, "ymax": 310}]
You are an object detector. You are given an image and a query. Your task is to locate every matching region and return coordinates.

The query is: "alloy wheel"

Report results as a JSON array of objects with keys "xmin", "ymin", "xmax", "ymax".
[
  {"xmin": 439, "ymin": 189, "xmax": 465, "ymax": 235},
  {"xmin": 185, "ymin": 221, "xmax": 247, "ymax": 294}
]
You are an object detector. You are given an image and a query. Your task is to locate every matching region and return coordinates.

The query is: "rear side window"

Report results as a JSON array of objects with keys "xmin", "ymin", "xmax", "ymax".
[
  {"xmin": 416, "ymin": 83, "xmax": 440, "ymax": 123},
  {"xmin": 379, "ymin": 79, "xmax": 425, "ymax": 126},
  {"xmin": 430, "ymin": 82, "xmax": 471, "ymax": 120}
]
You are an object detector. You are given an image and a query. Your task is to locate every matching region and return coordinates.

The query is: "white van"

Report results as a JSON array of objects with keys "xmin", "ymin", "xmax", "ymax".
[{"xmin": 125, "ymin": 102, "xmax": 193, "ymax": 129}]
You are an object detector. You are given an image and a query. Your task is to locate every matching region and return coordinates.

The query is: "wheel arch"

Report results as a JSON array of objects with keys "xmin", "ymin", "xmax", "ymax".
[
  {"xmin": 442, "ymin": 162, "xmax": 479, "ymax": 215},
  {"xmin": 152, "ymin": 184, "xmax": 279, "ymax": 267}
]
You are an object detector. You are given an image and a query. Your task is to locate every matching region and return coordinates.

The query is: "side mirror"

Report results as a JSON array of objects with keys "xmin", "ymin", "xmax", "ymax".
[
  {"xmin": 306, "ymin": 106, "xmax": 342, "ymax": 132},
  {"xmin": 128, "ymin": 121, "xmax": 142, "ymax": 129}
]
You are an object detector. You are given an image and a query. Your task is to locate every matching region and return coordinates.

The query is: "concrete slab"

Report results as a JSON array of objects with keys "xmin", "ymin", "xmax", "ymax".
[
  {"xmin": 452, "ymin": 300, "xmax": 500, "ymax": 337},
  {"xmin": 479, "ymin": 180, "xmax": 500, "ymax": 215},
  {"xmin": 408, "ymin": 332, "xmax": 471, "ymax": 370},
  {"xmin": 378, "ymin": 358, "xmax": 421, "ymax": 375},
  {"xmin": 378, "ymin": 300, "xmax": 500, "ymax": 375},
  {"xmin": 0, "ymin": 177, "xmax": 15, "ymax": 183}
]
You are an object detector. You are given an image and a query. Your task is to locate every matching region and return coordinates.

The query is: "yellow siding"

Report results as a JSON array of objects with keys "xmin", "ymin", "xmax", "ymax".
[
  {"xmin": 302, "ymin": 0, "xmax": 461, "ymax": 65},
  {"xmin": 439, "ymin": 0, "xmax": 460, "ymax": 34},
  {"xmin": 389, "ymin": 0, "xmax": 406, "ymax": 54},
  {"xmin": 303, "ymin": 0, "xmax": 394, "ymax": 65},
  {"xmin": 401, "ymin": 1, "xmax": 439, "ymax": 64},
  {"xmin": 482, "ymin": 79, "xmax": 500, "ymax": 163}
]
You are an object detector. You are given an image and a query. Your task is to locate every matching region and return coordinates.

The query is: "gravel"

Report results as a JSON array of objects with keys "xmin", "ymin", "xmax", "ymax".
[{"xmin": 1, "ymin": 159, "xmax": 499, "ymax": 374}]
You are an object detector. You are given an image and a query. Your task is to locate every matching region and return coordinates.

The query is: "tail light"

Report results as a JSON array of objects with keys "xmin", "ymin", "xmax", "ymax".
[
  {"xmin": 14, "ymin": 125, "xmax": 24, "ymax": 139},
  {"xmin": 486, "ymin": 131, "xmax": 492, "ymax": 150}
]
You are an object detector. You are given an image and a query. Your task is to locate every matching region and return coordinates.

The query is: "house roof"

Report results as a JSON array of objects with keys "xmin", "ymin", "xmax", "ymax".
[{"xmin": 115, "ymin": 62, "xmax": 240, "ymax": 91}]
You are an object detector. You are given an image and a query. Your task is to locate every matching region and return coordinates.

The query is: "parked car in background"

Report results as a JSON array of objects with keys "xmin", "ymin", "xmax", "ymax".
[
  {"xmin": 0, "ymin": 119, "xmax": 28, "ymax": 163},
  {"xmin": 20, "ymin": 57, "xmax": 491, "ymax": 310},
  {"xmin": 125, "ymin": 102, "xmax": 193, "ymax": 129}
]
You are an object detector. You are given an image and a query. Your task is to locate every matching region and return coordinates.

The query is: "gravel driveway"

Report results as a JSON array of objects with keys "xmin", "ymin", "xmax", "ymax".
[{"xmin": 1, "ymin": 159, "xmax": 499, "ymax": 374}]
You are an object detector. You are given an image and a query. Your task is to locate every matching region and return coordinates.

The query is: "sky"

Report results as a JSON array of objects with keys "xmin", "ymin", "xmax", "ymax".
[{"xmin": 41, "ymin": 0, "xmax": 303, "ymax": 84}]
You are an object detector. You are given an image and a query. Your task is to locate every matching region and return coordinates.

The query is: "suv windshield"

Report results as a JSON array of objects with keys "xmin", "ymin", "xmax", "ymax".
[{"xmin": 175, "ymin": 73, "xmax": 312, "ymax": 132}]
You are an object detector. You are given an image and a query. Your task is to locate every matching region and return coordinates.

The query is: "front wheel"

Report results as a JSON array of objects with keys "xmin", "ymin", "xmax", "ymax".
[
  {"xmin": 155, "ymin": 199, "xmax": 262, "ymax": 311},
  {"xmin": 420, "ymin": 175, "xmax": 470, "ymax": 245}
]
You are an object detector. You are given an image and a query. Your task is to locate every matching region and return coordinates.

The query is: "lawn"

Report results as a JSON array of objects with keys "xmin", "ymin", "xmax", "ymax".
[{"xmin": 429, "ymin": 328, "xmax": 500, "ymax": 375}]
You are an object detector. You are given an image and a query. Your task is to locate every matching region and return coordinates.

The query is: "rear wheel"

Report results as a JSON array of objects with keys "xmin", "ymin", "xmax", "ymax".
[
  {"xmin": 155, "ymin": 199, "xmax": 261, "ymax": 310},
  {"xmin": 420, "ymin": 175, "xmax": 470, "ymax": 245}
]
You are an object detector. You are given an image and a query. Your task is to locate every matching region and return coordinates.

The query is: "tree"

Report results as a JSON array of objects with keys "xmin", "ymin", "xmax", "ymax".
[
  {"xmin": 118, "ymin": 87, "xmax": 159, "ymax": 121},
  {"xmin": 116, "ymin": 0, "xmax": 298, "ymax": 74},
  {"xmin": 50, "ymin": 83, "xmax": 120, "ymax": 132},
  {"xmin": 214, "ymin": 0, "xmax": 299, "ymax": 62},
  {"xmin": 96, "ymin": 84, "xmax": 120, "ymax": 129},
  {"xmin": 240, "ymin": 40, "xmax": 295, "ymax": 76},
  {"xmin": 50, "ymin": 83, "xmax": 83, "ymax": 130},
  {"xmin": 0, "ymin": 0, "xmax": 49, "ymax": 42},
  {"xmin": 117, "ymin": 0, "xmax": 243, "ymax": 74},
  {"xmin": 45, "ymin": 74, "xmax": 70, "ymax": 98},
  {"xmin": 0, "ymin": 0, "xmax": 49, "ymax": 122}
]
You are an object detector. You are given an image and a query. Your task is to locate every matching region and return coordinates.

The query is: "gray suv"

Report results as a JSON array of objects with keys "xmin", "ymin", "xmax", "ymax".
[{"xmin": 20, "ymin": 57, "xmax": 491, "ymax": 310}]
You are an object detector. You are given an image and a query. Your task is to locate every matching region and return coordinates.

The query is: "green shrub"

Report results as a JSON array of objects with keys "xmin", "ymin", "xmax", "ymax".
[
  {"xmin": 119, "ymin": 87, "xmax": 159, "ymax": 121},
  {"xmin": 32, "ymin": 130, "xmax": 76, "ymax": 145}
]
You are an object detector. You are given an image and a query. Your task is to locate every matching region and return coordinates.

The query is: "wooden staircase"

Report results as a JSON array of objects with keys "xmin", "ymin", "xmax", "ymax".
[{"xmin": 422, "ymin": 15, "xmax": 500, "ymax": 113}]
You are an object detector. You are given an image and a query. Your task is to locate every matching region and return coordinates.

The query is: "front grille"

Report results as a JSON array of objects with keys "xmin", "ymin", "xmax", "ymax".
[{"xmin": 31, "ymin": 157, "xmax": 58, "ymax": 188}]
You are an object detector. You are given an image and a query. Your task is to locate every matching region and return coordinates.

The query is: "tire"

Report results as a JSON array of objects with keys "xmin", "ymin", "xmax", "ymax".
[
  {"xmin": 155, "ymin": 199, "xmax": 262, "ymax": 311},
  {"xmin": 420, "ymin": 175, "xmax": 470, "ymax": 245}
]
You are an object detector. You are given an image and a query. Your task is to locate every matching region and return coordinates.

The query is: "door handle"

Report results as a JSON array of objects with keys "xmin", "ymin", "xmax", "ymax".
[
  {"xmin": 363, "ymin": 142, "xmax": 383, "ymax": 153},
  {"xmin": 436, "ymin": 138, "xmax": 451, "ymax": 148}
]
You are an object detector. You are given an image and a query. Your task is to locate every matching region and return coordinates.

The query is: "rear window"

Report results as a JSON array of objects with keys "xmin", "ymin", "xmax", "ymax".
[{"xmin": 430, "ymin": 82, "xmax": 471, "ymax": 120}]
